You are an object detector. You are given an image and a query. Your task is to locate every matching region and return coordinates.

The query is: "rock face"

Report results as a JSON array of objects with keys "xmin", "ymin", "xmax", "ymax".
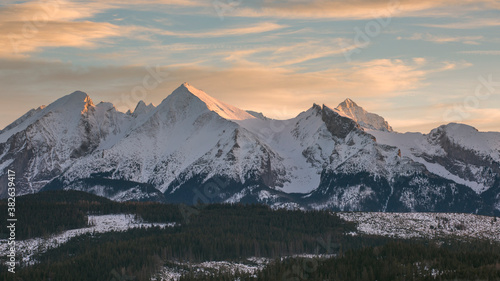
[{"xmin": 0, "ymin": 83, "xmax": 499, "ymax": 215}]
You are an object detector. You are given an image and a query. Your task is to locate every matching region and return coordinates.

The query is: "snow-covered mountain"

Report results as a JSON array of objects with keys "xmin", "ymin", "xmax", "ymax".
[
  {"xmin": 368, "ymin": 124, "xmax": 500, "ymax": 194},
  {"xmin": 0, "ymin": 83, "xmax": 499, "ymax": 215}
]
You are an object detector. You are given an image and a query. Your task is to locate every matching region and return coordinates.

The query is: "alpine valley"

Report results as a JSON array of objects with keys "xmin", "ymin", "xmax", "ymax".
[{"xmin": 1, "ymin": 83, "xmax": 499, "ymax": 215}]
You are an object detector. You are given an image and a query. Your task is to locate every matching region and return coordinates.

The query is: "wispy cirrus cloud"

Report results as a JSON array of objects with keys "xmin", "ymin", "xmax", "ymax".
[
  {"xmin": 102, "ymin": 0, "xmax": 209, "ymax": 6},
  {"xmin": 419, "ymin": 18, "xmax": 500, "ymax": 29},
  {"xmin": 398, "ymin": 33, "xmax": 483, "ymax": 45},
  {"xmin": 230, "ymin": 0, "xmax": 499, "ymax": 20},
  {"xmin": 0, "ymin": 0, "xmax": 111, "ymax": 22},
  {"xmin": 459, "ymin": 50, "xmax": 500, "ymax": 55},
  {"xmin": 156, "ymin": 22, "xmax": 287, "ymax": 38},
  {"xmin": 217, "ymin": 39, "xmax": 359, "ymax": 67},
  {"xmin": 348, "ymin": 59, "xmax": 428, "ymax": 93}
]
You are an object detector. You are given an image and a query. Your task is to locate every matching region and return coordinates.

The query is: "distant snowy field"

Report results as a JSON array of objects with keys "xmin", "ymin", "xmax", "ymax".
[
  {"xmin": 0, "ymin": 214, "xmax": 175, "ymax": 265},
  {"xmin": 151, "ymin": 212, "xmax": 500, "ymax": 280},
  {"xmin": 338, "ymin": 212, "xmax": 500, "ymax": 242},
  {"xmin": 151, "ymin": 257, "xmax": 270, "ymax": 281}
]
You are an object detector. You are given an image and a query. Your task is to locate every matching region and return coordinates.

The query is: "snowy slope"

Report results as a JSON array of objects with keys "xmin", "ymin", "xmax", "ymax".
[
  {"xmin": 234, "ymin": 105, "xmax": 332, "ymax": 193},
  {"xmin": 367, "ymin": 123, "xmax": 500, "ymax": 194}
]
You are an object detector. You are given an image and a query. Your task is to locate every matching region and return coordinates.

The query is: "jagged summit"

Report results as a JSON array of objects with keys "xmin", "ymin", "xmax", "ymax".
[
  {"xmin": 68, "ymin": 90, "xmax": 89, "ymax": 100},
  {"xmin": 0, "ymin": 91, "xmax": 95, "ymax": 142},
  {"xmin": 166, "ymin": 83, "xmax": 256, "ymax": 121},
  {"xmin": 340, "ymin": 98, "xmax": 357, "ymax": 108},
  {"xmin": 132, "ymin": 100, "xmax": 155, "ymax": 117},
  {"xmin": 135, "ymin": 100, "xmax": 147, "ymax": 109},
  {"xmin": 59, "ymin": 90, "xmax": 91, "ymax": 104},
  {"xmin": 335, "ymin": 98, "xmax": 393, "ymax": 132},
  {"xmin": 49, "ymin": 90, "xmax": 94, "ymax": 113}
]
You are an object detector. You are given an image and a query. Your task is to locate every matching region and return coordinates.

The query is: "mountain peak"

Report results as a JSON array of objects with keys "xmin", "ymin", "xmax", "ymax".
[
  {"xmin": 335, "ymin": 98, "xmax": 392, "ymax": 132},
  {"xmin": 43, "ymin": 91, "xmax": 94, "ymax": 115},
  {"xmin": 0, "ymin": 91, "xmax": 94, "ymax": 143},
  {"xmin": 133, "ymin": 100, "xmax": 147, "ymax": 112},
  {"xmin": 68, "ymin": 90, "xmax": 89, "ymax": 99},
  {"xmin": 341, "ymin": 98, "xmax": 357, "ymax": 108},
  {"xmin": 167, "ymin": 83, "xmax": 255, "ymax": 121},
  {"xmin": 132, "ymin": 100, "xmax": 154, "ymax": 117}
]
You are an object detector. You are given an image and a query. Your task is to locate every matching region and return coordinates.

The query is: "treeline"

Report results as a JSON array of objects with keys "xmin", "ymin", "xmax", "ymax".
[
  {"xmin": 0, "ymin": 192, "xmax": 91, "ymax": 239},
  {"xmin": 180, "ymin": 240, "xmax": 500, "ymax": 281},
  {"xmin": 1, "ymin": 198, "xmax": 368, "ymax": 281}
]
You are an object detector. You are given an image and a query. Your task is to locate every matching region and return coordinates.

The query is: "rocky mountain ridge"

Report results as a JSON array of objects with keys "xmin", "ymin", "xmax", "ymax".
[{"xmin": 1, "ymin": 83, "xmax": 498, "ymax": 215}]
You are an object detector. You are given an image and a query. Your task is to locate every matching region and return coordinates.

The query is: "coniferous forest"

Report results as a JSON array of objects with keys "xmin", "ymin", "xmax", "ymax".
[{"xmin": 1, "ymin": 191, "xmax": 499, "ymax": 281}]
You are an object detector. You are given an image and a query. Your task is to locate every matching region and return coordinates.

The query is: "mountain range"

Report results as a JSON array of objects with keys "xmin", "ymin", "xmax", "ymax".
[{"xmin": 1, "ymin": 83, "xmax": 499, "ymax": 215}]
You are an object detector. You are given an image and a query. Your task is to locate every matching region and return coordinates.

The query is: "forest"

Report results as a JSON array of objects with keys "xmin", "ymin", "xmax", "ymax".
[{"xmin": 1, "ymin": 190, "xmax": 499, "ymax": 281}]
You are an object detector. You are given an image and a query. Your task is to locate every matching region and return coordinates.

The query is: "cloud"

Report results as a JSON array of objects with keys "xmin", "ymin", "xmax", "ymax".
[
  {"xmin": 109, "ymin": 0, "xmax": 209, "ymax": 6},
  {"xmin": 154, "ymin": 22, "xmax": 287, "ymax": 38},
  {"xmin": 347, "ymin": 59, "xmax": 429, "ymax": 93},
  {"xmin": 398, "ymin": 33, "xmax": 483, "ymax": 45},
  {"xmin": 230, "ymin": 0, "xmax": 499, "ymax": 20},
  {"xmin": 0, "ymin": 0, "xmax": 110, "ymax": 22},
  {"xmin": 0, "ymin": 1, "xmax": 124, "ymax": 57},
  {"xmin": 216, "ymin": 39, "xmax": 359, "ymax": 67},
  {"xmin": 459, "ymin": 50, "xmax": 500, "ymax": 55},
  {"xmin": 419, "ymin": 18, "xmax": 500, "ymax": 29},
  {"xmin": 465, "ymin": 108, "xmax": 500, "ymax": 132},
  {"xmin": 1, "ymin": 21, "xmax": 125, "ymax": 57}
]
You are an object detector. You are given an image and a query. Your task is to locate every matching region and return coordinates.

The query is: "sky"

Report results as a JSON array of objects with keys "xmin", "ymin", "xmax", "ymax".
[{"xmin": 0, "ymin": 0, "xmax": 499, "ymax": 133}]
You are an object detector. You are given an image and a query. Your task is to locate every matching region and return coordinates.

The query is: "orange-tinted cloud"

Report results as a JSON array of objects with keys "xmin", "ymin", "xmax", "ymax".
[
  {"xmin": 419, "ymin": 18, "xmax": 500, "ymax": 29},
  {"xmin": 0, "ymin": 1, "xmax": 122, "ymax": 57},
  {"xmin": 157, "ymin": 22, "xmax": 287, "ymax": 37},
  {"xmin": 398, "ymin": 33, "xmax": 483, "ymax": 45},
  {"xmin": 232, "ymin": 0, "xmax": 498, "ymax": 20}
]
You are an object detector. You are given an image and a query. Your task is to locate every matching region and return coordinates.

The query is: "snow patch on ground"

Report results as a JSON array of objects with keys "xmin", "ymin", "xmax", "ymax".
[
  {"xmin": 338, "ymin": 212, "xmax": 500, "ymax": 242},
  {"xmin": 151, "ymin": 257, "xmax": 270, "ymax": 281}
]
